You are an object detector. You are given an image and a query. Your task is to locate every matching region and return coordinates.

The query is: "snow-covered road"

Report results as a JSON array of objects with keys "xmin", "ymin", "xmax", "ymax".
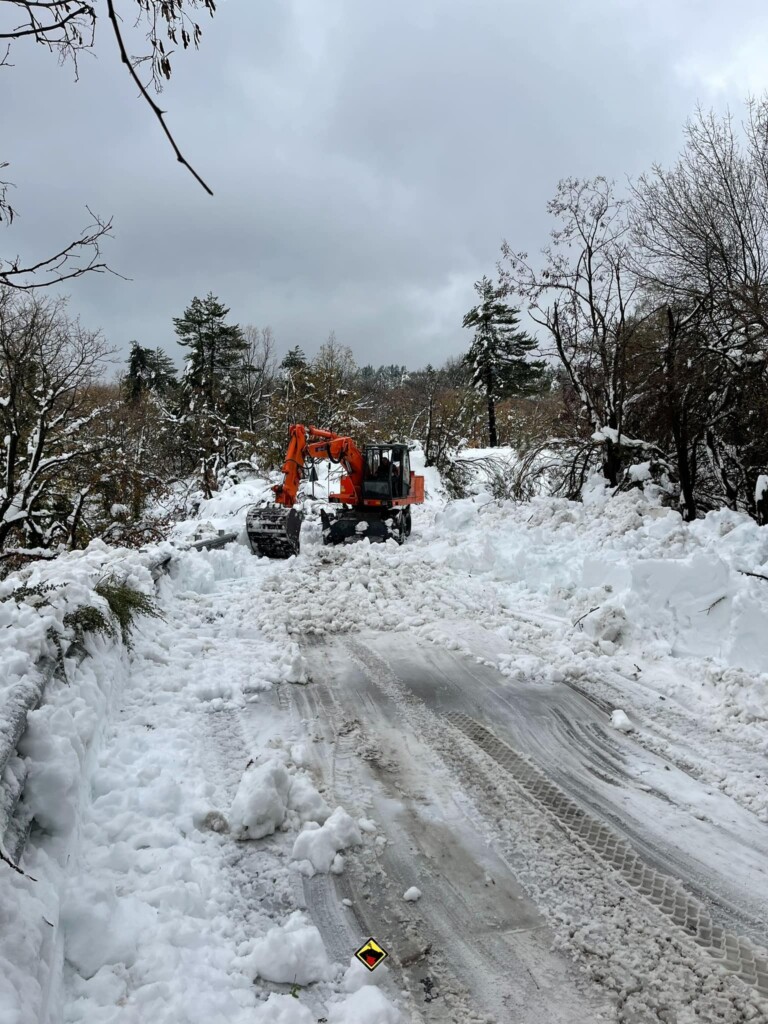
[
  {"xmin": 293, "ymin": 632, "xmax": 768, "ymax": 1021},
  {"xmin": 6, "ymin": 473, "xmax": 768, "ymax": 1024}
]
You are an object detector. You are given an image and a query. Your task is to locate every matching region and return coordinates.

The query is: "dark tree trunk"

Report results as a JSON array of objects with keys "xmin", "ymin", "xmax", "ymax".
[
  {"xmin": 664, "ymin": 308, "xmax": 698, "ymax": 520},
  {"xmin": 424, "ymin": 394, "xmax": 435, "ymax": 467},
  {"xmin": 486, "ymin": 393, "xmax": 498, "ymax": 448},
  {"xmin": 602, "ymin": 439, "xmax": 621, "ymax": 487},
  {"xmin": 672, "ymin": 421, "xmax": 697, "ymax": 521}
]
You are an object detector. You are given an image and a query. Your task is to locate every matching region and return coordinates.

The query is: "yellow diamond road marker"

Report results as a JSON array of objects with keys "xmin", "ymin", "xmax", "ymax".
[{"xmin": 355, "ymin": 938, "xmax": 389, "ymax": 971}]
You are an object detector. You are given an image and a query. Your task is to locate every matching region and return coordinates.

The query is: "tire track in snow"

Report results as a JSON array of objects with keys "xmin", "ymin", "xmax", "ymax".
[
  {"xmin": 344, "ymin": 638, "xmax": 768, "ymax": 1023},
  {"xmin": 447, "ymin": 712, "xmax": 768, "ymax": 1000}
]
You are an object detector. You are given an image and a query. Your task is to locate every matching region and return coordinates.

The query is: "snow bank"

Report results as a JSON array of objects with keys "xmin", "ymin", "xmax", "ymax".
[
  {"xmin": 291, "ymin": 807, "xmax": 362, "ymax": 876},
  {"xmin": 243, "ymin": 911, "xmax": 332, "ymax": 985},
  {"xmin": 0, "ymin": 542, "xmax": 159, "ymax": 1024}
]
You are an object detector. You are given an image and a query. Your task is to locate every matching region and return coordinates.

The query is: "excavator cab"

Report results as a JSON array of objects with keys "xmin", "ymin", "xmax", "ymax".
[{"xmin": 362, "ymin": 445, "xmax": 411, "ymax": 501}]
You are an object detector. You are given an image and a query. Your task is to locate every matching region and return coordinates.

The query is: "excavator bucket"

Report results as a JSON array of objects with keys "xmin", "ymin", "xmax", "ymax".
[{"xmin": 246, "ymin": 503, "xmax": 304, "ymax": 558}]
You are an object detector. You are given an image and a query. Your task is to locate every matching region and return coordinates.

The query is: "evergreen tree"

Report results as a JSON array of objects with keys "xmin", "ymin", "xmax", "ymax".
[
  {"xmin": 124, "ymin": 342, "xmax": 177, "ymax": 403},
  {"xmin": 281, "ymin": 345, "xmax": 308, "ymax": 370},
  {"xmin": 173, "ymin": 294, "xmax": 247, "ymax": 496},
  {"xmin": 462, "ymin": 277, "xmax": 545, "ymax": 447},
  {"xmin": 174, "ymin": 294, "xmax": 246, "ymax": 411}
]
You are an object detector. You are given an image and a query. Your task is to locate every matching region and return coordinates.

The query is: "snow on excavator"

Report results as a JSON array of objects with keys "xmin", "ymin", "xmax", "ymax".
[{"xmin": 246, "ymin": 424, "xmax": 425, "ymax": 558}]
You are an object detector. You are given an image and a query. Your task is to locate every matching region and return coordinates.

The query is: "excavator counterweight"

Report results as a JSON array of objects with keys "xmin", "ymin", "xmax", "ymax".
[{"xmin": 246, "ymin": 425, "xmax": 424, "ymax": 558}]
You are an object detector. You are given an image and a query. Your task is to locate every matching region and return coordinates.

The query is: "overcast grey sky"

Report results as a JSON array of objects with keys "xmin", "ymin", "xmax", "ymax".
[{"xmin": 3, "ymin": 0, "xmax": 768, "ymax": 370}]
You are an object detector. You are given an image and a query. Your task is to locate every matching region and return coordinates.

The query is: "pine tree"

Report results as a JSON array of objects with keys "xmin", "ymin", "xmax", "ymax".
[
  {"xmin": 174, "ymin": 294, "xmax": 246, "ymax": 411},
  {"xmin": 462, "ymin": 277, "xmax": 545, "ymax": 447},
  {"xmin": 124, "ymin": 342, "xmax": 177, "ymax": 403},
  {"xmin": 281, "ymin": 346, "xmax": 308, "ymax": 370},
  {"xmin": 173, "ymin": 294, "xmax": 247, "ymax": 496}
]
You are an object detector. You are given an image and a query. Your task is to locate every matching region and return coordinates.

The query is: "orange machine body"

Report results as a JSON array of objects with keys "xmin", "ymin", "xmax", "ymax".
[{"xmin": 272, "ymin": 424, "xmax": 424, "ymax": 510}]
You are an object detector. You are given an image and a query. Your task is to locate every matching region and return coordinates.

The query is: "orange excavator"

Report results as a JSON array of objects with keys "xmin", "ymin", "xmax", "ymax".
[{"xmin": 246, "ymin": 425, "xmax": 425, "ymax": 558}]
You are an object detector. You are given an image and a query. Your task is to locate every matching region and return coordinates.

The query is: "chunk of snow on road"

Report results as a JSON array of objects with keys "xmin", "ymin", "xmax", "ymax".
[
  {"xmin": 290, "ymin": 807, "xmax": 362, "ymax": 875},
  {"xmin": 327, "ymin": 986, "xmax": 403, "ymax": 1023},
  {"xmin": 402, "ymin": 886, "xmax": 422, "ymax": 902},
  {"xmin": 358, "ymin": 817, "xmax": 377, "ymax": 833},
  {"xmin": 279, "ymin": 645, "xmax": 308, "ymax": 684},
  {"xmin": 253, "ymin": 993, "xmax": 316, "ymax": 1023},
  {"xmin": 229, "ymin": 760, "xmax": 291, "ymax": 839},
  {"xmin": 243, "ymin": 911, "xmax": 331, "ymax": 985},
  {"xmin": 287, "ymin": 771, "xmax": 330, "ymax": 825},
  {"xmin": 610, "ymin": 709, "xmax": 634, "ymax": 732}
]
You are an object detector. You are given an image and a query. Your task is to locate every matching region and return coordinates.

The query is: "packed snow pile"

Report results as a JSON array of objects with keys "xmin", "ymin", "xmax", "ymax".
[
  {"xmin": 291, "ymin": 807, "xmax": 362, "ymax": 876},
  {"xmin": 229, "ymin": 760, "xmax": 293, "ymax": 839},
  {"xmin": 241, "ymin": 911, "xmax": 332, "ymax": 985},
  {"xmin": 228, "ymin": 760, "xmax": 330, "ymax": 839},
  {"xmin": 610, "ymin": 709, "xmax": 634, "ymax": 733}
]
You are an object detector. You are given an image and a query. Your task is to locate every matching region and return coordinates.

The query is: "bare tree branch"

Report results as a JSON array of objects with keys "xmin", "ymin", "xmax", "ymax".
[
  {"xmin": 105, "ymin": 0, "xmax": 213, "ymax": 194},
  {"xmin": 0, "ymin": 210, "xmax": 119, "ymax": 289}
]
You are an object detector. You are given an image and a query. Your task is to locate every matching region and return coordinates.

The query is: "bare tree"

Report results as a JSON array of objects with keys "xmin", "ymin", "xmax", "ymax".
[
  {"xmin": 632, "ymin": 102, "xmax": 768, "ymax": 514},
  {"xmin": 1, "ymin": 0, "xmax": 217, "ymax": 288},
  {"xmin": 241, "ymin": 325, "xmax": 276, "ymax": 433},
  {"xmin": 307, "ymin": 332, "xmax": 363, "ymax": 433},
  {"xmin": 0, "ymin": 287, "xmax": 112, "ymax": 553},
  {"xmin": 500, "ymin": 177, "xmax": 647, "ymax": 485}
]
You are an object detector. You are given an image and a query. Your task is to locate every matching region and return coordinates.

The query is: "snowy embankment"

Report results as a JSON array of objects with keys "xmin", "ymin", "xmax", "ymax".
[
  {"xmin": 2, "ymin": 447, "xmax": 768, "ymax": 1022},
  {"xmin": 0, "ymin": 543, "xmax": 159, "ymax": 1023}
]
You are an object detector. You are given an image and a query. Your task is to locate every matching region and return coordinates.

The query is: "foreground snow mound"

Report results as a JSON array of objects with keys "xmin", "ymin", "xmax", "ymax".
[
  {"xmin": 610, "ymin": 709, "xmax": 634, "ymax": 733},
  {"xmin": 229, "ymin": 760, "xmax": 292, "ymax": 840},
  {"xmin": 244, "ymin": 911, "xmax": 331, "ymax": 985},
  {"xmin": 327, "ymin": 986, "xmax": 403, "ymax": 1024},
  {"xmin": 253, "ymin": 994, "xmax": 315, "ymax": 1024},
  {"xmin": 291, "ymin": 807, "xmax": 362, "ymax": 876},
  {"xmin": 61, "ymin": 879, "xmax": 158, "ymax": 978},
  {"xmin": 287, "ymin": 771, "xmax": 331, "ymax": 826},
  {"xmin": 229, "ymin": 761, "xmax": 331, "ymax": 840}
]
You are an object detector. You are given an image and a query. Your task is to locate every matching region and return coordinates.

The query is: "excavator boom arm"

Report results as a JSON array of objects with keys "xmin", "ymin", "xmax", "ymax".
[{"xmin": 272, "ymin": 425, "xmax": 365, "ymax": 507}]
